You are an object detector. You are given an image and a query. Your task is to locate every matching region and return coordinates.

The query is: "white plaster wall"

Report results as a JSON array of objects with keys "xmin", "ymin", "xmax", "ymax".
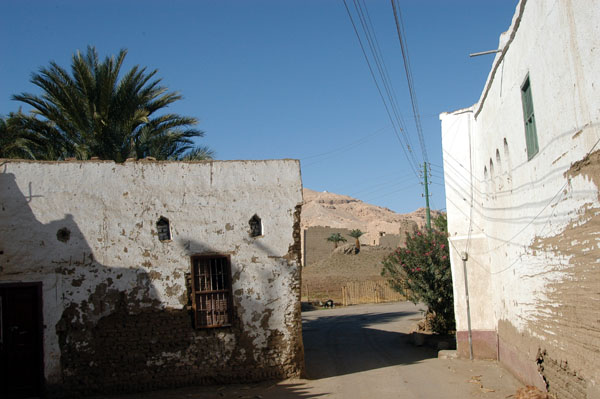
[
  {"xmin": 0, "ymin": 159, "xmax": 303, "ymax": 384},
  {"xmin": 442, "ymin": 0, "xmax": 600, "ymax": 357},
  {"xmin": 441, "ymin": 107, "xmax": 495, "ymax": 332}
]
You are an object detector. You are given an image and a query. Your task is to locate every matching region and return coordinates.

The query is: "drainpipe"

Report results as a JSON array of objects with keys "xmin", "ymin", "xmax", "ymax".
[{"xmin": 462, "ymin": 251, "xmax": 473, "ymax": 360}]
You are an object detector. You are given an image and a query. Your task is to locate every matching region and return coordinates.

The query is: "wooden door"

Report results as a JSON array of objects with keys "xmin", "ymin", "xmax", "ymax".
[{"xmin": 0, "ymin": 284, "xmax": 43, "ymax": 398}]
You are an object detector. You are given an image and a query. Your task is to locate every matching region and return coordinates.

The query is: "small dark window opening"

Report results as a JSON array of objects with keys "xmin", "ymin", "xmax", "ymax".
[
  {"xmin": 191, "ymin": 255, "xmax": 233, "ymax": 328},
  {"xmin": 156, "ymin": 217, "xmax": 171, "ymax": 241},
  {"xmin": 249, "ymin": 214, "xmax": 262, "ymax": 237}
]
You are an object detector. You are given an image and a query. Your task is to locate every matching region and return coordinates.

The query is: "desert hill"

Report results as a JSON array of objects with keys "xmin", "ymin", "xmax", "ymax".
[
  {"xmin": 300, "ymin": 189, "xmax": 442, "ymax": 304},
  {"xmin": 302, "ymin": 188, "xmax": 441, "ymax": 245}
]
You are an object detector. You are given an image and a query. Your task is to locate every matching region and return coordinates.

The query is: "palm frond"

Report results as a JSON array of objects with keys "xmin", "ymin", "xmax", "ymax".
[{"xmin": 10, "ymin": 46, "xmax": 213, "ymax": 162}]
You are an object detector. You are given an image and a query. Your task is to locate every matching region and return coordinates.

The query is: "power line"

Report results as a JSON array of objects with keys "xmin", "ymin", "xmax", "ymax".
[
  {"xmin": 446, "ymin": 135, "xmax": 600, "ymax": 274},
  {"xmin": 353, "ymin": 0, "xmax": 418, "ymax": 169},
  {"xmin": 341, "ymin": 0, "xmax": 420, "ymax": 178},
  {"xmin": 300, "ymin": 126, "xmax": 388, "ymax": 167},
  {"xmin": 390, "ymin": 0, "xmax": 428, "ymax": 165}
]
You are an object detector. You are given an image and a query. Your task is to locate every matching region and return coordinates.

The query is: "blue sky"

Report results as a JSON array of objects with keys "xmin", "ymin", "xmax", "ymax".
[{"xmin": 0, "ymin": 0, "xmax": 518, "ymax": 214}]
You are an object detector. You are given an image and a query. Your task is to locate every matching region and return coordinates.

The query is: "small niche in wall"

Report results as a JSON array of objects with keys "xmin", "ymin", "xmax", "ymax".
[
  {"xmin": 156, "ymin": 217, "xmax": 171, "ymax": 242},
  {"xmin": 56, "ymin": 227, "xmax": 71, "ymax": 243},
  {"xmin": 249, "ymin": 214, "xmax": 263, "ymax": 237},
  {"xmin": 496, "ymin": 149, "xmax": 502, "ymax": 175}
]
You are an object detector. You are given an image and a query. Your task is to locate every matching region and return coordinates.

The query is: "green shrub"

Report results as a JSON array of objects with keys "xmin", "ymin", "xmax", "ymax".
[{"xmin": 381, "ymin": 215, "xmax": 455, "ymax": 334}]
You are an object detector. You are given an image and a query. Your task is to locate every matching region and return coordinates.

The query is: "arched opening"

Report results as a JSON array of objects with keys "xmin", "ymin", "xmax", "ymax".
[
  {"xmin": 249, "ymin": 214, "xmax": 263, "ymax": 237},
  {"xmin": 503, "ymin": 138, "xmax": 512, "ymax": 184},
  {"xmin": 156, "ymin": 216, "xmax": 171, "ymax": 241},
  {"xmin": 496, "ymin": 149, "xmax": 503, "ymax": 190}
]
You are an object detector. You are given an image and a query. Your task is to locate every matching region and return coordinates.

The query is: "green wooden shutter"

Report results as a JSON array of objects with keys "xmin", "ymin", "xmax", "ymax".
[{"xmin": 521, "ymin": 77, "xmax": 539, "ymax": 160}]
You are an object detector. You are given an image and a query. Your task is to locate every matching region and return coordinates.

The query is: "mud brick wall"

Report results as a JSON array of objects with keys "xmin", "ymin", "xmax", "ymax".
[
  {"xmin": 378, "ymin": 234, "xmax": 404, "ymax": 249},
  {"xmin": 303, "ymin": 226, "xmax": 353, "ymax": 266},
  {"xmin": 0, "ymin": 160, "xmax": 305, "ymax": 397},
  {"xmin": 51, "ymin": 306, "xmax": 302, "ymax": 397}
]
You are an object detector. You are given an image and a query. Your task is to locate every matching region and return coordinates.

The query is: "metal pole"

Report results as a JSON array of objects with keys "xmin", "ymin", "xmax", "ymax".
[
  {"xmin": 469, "ymin": 49, "xmax": 501, "ymax": 57},
  {"xmin": 462, "ymin": 252, "xmax": 473, "ymax": 360},
  {"xmin": 424, "ymin": 163, "xmax": 431, "ymax": 229}
]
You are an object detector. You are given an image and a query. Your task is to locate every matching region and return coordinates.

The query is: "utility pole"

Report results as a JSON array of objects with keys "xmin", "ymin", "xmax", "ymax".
[{"xmin": 423, "ymin": 162, "xmax": 431, "ymax": 229}]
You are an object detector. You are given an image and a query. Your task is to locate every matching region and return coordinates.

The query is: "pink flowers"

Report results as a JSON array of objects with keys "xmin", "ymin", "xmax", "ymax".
[
  {"xmin": 442, "ymin": 255, "xmax": 447, "ymax": 260},
  {"xmin": 440, "ymin": 244, "xmax": 446, "ymax": 249}
]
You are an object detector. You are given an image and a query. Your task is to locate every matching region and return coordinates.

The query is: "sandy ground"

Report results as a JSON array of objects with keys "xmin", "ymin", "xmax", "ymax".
[{"xmin": 93, "ymin": 302, "xmax": 522, "ymax": 399}]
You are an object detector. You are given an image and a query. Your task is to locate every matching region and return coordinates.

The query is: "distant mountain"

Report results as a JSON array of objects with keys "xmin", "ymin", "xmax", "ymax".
[{"xmin": 302, "ymin": 188, "xmax": 441, "ymax": 244}]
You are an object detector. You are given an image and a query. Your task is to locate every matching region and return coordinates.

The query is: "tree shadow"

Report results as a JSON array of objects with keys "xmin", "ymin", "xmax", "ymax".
[
  {"xmin": 302, "ymin": 307, "xmax": 439, "ymax": 379},
  {"xmin": 1, "ymin": 168, "xmax": 316, "ymax": 399},
  {"xmin": 1, "ymin": 169, "xmax": 168, "ymax": 397}
]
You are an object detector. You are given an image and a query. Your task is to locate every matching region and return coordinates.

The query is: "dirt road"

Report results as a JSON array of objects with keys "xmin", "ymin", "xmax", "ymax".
[
  {"xmin": 95, "ymin": 302, "xmax": 522, "ymax": 399},
  {"xmin": 300, "ymin": 302, "xmax": 521, "ymax": 398}
]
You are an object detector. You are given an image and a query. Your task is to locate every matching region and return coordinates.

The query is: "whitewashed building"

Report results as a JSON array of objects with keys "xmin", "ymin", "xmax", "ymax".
[
  {"xmin": 441, "ymin": 0, "xmax": 599, "ymax": 397},
  {"xmin": 0, "ymin": 159, "xmax": 304, "ymax": 397}
]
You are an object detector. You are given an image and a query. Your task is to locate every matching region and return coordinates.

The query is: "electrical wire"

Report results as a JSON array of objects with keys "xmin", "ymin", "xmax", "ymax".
[
  {"xmin": 341, "ymin": 0, "xmax": 420, "ymax": 179},
  {"xmin": 390, "ymin": 0, "xmax": 428, "ymax": 166},
  {"xmin": 300, "ymin": 126, "xmax": 388, "ymax": 167},
  {"xmin": 447, "ymin": 135, "xmax": 600, "ymax": 274}
]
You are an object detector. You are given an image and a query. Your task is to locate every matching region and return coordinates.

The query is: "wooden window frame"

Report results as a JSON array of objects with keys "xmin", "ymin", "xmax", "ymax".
[
  {"xmin": 190, "ymin": 255, "xmax": 233, "ymax": 329},
  {"xmin": 521, "ymin": 75, "xmax": 539, "ymax": 160}
]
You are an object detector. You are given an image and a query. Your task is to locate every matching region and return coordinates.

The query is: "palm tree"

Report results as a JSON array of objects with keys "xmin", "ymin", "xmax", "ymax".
[
  {"xmin": 0, "ymin": 114, "xmax": 33, "ymax": 159},
  {"xmin": 1, "ymin": 111, "xmax": 69, "ymax": 160},
  {"xmin": 11, "ymin": 46, "xmax": 213, "ymax": 162},
  {"xmin": 349, "ymin": 229, "xmax": 364, "ymax": 253},
  {"xmin": 178, "ymin": 146, "xmax": 215, "ymax": 161},
  {"xmin": 326, "ymin": 233, "xmax": 347, "ymax": 249}
]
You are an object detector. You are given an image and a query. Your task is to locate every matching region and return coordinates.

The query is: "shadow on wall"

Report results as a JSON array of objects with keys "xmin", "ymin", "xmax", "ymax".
[
  {"xmin": 0, "ymin": 170, "xmax": 165, "ymax": 396},
  {"xmin": 1, "ymin": 169, "xmax": 304, "ymax": 397},
  {"xmin": 177, "ymin": 237, "xmax": 304, "ymax": 376}
]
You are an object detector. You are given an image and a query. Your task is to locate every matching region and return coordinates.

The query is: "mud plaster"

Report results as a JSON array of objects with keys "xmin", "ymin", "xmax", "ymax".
[{"xmin": 523, "ymin": 150, "xmax": 600, "ymax": 395}]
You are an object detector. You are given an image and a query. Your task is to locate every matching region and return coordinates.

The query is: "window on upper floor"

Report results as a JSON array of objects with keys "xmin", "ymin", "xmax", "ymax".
[{"xmin": 521, "ymin": 76, "xmax": 539, "ymax": 160}]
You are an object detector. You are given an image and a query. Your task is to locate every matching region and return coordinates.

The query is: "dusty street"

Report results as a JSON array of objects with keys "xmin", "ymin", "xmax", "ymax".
[{"xmin": 94, "ymin": 302, "xmax": 522, "ymax": 399}]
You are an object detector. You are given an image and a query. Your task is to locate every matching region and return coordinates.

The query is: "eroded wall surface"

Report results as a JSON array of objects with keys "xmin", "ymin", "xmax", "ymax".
[
  {"xmin": 0, "ymin": 159, "xmax": 304, "ymax": 396},
  {"xmin": 441, "ymin": 0, "xmax": 600, "ymax": 397}
]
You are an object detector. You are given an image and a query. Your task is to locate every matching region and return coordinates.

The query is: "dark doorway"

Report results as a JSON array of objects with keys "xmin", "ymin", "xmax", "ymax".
[{"xmin": 0, "ymin": 283, "xmax": 44, "ymax": 398}]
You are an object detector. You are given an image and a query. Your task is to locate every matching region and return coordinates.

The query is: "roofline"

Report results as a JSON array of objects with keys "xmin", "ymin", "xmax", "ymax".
[{"xmin": 474, "ymin": 0, "xmax": 527, "ymax": 119}]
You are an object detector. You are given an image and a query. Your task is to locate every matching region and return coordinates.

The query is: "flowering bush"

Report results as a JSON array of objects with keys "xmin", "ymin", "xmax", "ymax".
[{"xmin": 381, "ymin": 215, "xmax": 455, "ymax": 334}]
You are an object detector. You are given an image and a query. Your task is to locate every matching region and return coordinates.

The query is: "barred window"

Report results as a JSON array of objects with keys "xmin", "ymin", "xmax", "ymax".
[
  {"xmin": 191, "ymin": 255, "xmax": 233, "ymax": 328},
  {"xmin": 156, "ymin": 217, "xmax": 171, "ymax": 241}
]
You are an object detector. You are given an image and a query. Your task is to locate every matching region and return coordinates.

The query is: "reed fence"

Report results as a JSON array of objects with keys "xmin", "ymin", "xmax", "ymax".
[{"xmin": 341, "ymin": 280, "xmax": 404, "ymax": 306}]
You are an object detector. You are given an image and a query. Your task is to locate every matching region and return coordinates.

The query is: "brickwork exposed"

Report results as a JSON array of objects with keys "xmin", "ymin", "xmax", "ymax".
[
  {"xmin": 0, "ymin": 160, "xmax": 305, "ymax": 397},
  {"xmin": 51, "ymin": 306, "xmax": 302, "ymax": 397}
]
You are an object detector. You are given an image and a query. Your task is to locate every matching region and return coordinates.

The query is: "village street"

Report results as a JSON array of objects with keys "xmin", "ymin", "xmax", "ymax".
[{"xmin": 94, "ymin": 302, "xmax": 522, "ymax": 399}]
